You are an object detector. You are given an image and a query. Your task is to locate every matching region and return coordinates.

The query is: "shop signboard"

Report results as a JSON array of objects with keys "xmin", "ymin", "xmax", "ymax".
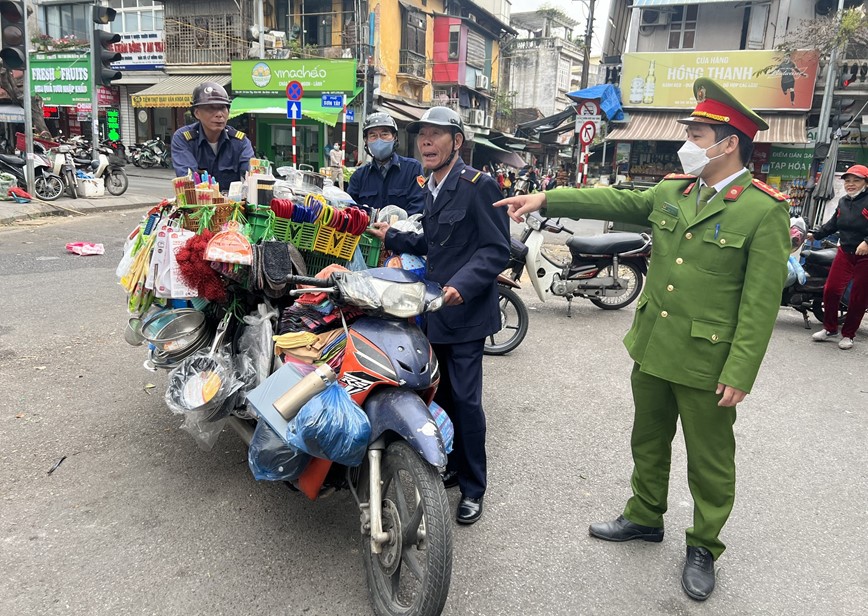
[
  {"xmin": 621, "ymin": 50, "xmax": 819, "ymax": 111},
  {"xmin": 768, "ymin": 146, "xmax": 814, "ymax": 181},
  {"xmin": 30, "ymin": 56, "xmax": 92, "ymax": 106},
  {"xmin": 231, "ymin": 59, "xmax": 357, "ymax": 95},
  {"xmin": 110, "ymin": 31, "xmax": 165, "ymax": 71}
]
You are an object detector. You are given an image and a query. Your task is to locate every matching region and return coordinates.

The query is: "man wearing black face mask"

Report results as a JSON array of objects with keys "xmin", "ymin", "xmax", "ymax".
[
  {"xmin": 347, "ymin": 112, "xmax": 426, "ymax": 215},
  {"xmin": 494, "ymin": 78, "xmax": 790, "ymax": 601}
]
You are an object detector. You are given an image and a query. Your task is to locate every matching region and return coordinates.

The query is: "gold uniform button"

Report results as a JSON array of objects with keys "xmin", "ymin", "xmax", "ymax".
[
  {"xmin": 675, "ymin": 257, "xmax": 684, "ymax": 264},
  {"xmin": 720, "ymin": 238, "xmax": 726, "ymax": 245},
  {"xmin": 660, "ymin": 220, "xmax": 666, "ymax": 226},
  {"xmin": 667, "ymin": 284, "xmax": 674, "ymax": 291},
  {"xmin": 685, "ymin": 232, "xmax": 693, "ymax": 239},
  {"xmin": 661, "ymin": 311, "xmax": 669, "ymax": 318},
  {"xmin": 711, "ymin": 334, "xmax": 719, "ymax": 342}
]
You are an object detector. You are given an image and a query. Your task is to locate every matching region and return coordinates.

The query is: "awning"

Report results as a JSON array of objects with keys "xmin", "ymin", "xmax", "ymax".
[
  {"xmin": 131, "ymin": 75, "xmax": 230, "ymax": 108},
  {"xmin": 515, "ymin": 107, "xmax": 576, "ymax": 139},
  {"xmin": 229, "ymin": 93, "xmax": 360, "ymax": 127},
  {"xmin": 605, "ymin": 111, "xmax": 808, "ymax": 144},
  {"xmin": 473, "ymin": 136, "xmax": 526, "ymax": 168},
  {"xmin": 380, "ymin": 98, "xmax": 428, "ymax": 122},
  {"xmin": 0, "ymin": 104, "xmax": 25, "ymax": 122}
]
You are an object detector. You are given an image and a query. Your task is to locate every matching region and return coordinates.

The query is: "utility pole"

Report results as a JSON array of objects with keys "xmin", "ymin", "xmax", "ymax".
[
  {"xmin": 816, "ymin": 0, "xmax": 847, "ymax": 145},
  {"xmin": 580, "ymin": 0, "xmax": 596, "ymax": 89}
]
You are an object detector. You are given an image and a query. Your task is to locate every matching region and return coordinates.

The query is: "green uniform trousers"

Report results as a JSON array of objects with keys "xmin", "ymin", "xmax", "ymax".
[{"xmin": 623, "ymin": 364, "xmax": 737, "ymax": 560}]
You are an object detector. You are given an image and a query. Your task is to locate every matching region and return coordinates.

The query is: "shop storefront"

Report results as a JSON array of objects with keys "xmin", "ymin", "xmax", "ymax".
[
  {"xmin": 229, "ymin": 59, "xmax": 360, "ymax": 170},
  {"xmin": 606, "ymin": 50, "xmax": 817, "ymax": 190},
  {"xmin": 30, "ymin": 54, "xmax": 119, "ymax": 140}
]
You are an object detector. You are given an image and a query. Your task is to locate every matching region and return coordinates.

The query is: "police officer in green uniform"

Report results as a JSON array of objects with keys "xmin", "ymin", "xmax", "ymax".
[
  {"xmin": 496, "ymin": 78, "xmax": 790, "ymax": 601},
  {"xmin": 171, "ymin": 82, "xmax": 254, "ymax": 188}
]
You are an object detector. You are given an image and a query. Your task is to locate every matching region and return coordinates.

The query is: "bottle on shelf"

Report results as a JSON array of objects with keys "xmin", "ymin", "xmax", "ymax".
[{"xmin": 643, "ymin": 61, "xmax": 656, "ymax": 105}]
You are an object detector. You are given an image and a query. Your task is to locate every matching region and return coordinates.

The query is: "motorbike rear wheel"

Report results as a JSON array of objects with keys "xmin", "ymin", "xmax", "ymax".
[
  {"xmin": 589, "ymin": 261, "xmax": 643, "ymax": 310},
  {"xmin": 105, "ymin": 168, "xmax": 129, "ymax": 195},
  {"xmin": 362, "ymin": 441, "xmax": 452, "ymax": 616},
  {"xmin": 484, "ymin": 285, "xmax": 529, "ymax": 356},
  {"xmin": 34, "ymin": 174, "xmax": 63, "ymax": 201}
]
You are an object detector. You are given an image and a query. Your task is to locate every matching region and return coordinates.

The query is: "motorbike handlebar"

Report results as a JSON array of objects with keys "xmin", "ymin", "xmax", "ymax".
[{"xmin": 285, "ymin": 274, "xmax": 335, "ymax": 287}]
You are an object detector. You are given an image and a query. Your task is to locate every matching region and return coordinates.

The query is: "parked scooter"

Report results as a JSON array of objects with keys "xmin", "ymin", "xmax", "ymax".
[
  {"xmin": 136, "ymin": 137, "xmax": 171, "ymax": 168},
  {"xmin": 484, "ymin": 213, "xmax": 651, "ymax": 355},
  {"xmin": 74, "ymin": 145, "xmax": 129, "ymax": 196},
  {"xmin": 136, "ymin": 268, "xmax": 453, "ymax": 616},
  {"xmin": 49, "ymin": 144, "xmax": 83, "ymax": 198},
  {"xmin": 782, "ymin": 217, "xmax": 846, "ymax": 327},
  {"xmin": 0, "ymin": 150, "xmax": 64, "ymax": 201}
]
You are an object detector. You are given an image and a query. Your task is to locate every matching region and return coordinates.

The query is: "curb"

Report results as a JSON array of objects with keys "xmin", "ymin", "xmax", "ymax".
[{"xmin": 0, "ymin": 195, "xmax": 159, "ymax": 226}]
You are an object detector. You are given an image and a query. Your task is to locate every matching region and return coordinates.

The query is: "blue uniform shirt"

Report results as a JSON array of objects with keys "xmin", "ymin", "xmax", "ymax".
[
  {"xmin": 170, "ymin": 122, "xmax": 254, "ymax": 189},
  {"xmin": 347, "ymin": 152, "xmax": 427, "ymax": 215}
]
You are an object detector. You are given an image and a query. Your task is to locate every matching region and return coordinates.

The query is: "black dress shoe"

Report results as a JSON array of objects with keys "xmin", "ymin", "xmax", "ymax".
[
  {"xmin": 456, "ymin": 495, "xmax": 483, "ymax": 525},
  {"xmin": 588, "ymin": 515, "xmax": 664, "ymax": 542},
  {"xmin": 441, "ymin": 470, "xmax": 459, "ymax": 489},
  {"xmin": 682, "ymin": 546, "xmax": 715, "ymax": 601}
]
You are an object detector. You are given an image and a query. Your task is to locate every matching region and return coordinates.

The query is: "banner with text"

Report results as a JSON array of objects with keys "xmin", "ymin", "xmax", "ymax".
[
  {"xmin": 231, "ymin": 59, "xmax": 357, "ymax": 95},
  {"xmin": 621, "ymin": 50, "xmax": 819, "ymax": 111},
  {"xmin": 30, "ymin": 56, "xmax": 92, "ymax": 106}
]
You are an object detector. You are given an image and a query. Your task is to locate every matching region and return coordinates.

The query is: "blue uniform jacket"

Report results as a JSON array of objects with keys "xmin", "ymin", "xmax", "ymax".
[
  {"xmin": 384, "ymin": 159, "xmax": 510, "ymax": 344},
  {"xmin": 170, "ymin": 122, "xmax": 254, "ymax": 189},
  {"xmin": 347, "ymin": 153, "xmax": 427, "ymax": 215}
]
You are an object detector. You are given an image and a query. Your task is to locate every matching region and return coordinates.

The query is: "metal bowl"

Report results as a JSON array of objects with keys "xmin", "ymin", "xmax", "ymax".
[{"xmin": 141, "ymin": 309, "xmax": 207, "ymax": 353}]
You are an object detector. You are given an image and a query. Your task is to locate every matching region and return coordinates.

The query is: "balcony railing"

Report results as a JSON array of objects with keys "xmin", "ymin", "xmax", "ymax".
[{"xmin": 399, "ymin": 49, "xmax": 427, "ymax": 79}]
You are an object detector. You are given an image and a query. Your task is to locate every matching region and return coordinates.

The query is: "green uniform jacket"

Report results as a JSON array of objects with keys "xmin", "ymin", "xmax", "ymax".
[{"xmin": 546, "ymin": 171, "xmax": 790, "ymax": 393}]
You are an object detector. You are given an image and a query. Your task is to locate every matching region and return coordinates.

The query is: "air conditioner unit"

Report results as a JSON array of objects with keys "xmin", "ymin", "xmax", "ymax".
[
  {"xmin": 469, "ymin": 109, "xmax": 485, "ymax": 126},
  {"xmin": 483, "ymin": 115, "xmax": 493, "ymax": 129},
  {"xmin": 475, "ymin": 74, "xmax": 489, "ymax": 90},
  {"xmin": 640, "ymin": 9, "xmax": 670, "ymax": 27}
]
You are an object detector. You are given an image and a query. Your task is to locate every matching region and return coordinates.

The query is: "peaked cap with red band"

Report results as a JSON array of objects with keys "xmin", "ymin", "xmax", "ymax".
[{"xmin": 677, "ymin": 77, "xmax": 769, "ymax": 140}]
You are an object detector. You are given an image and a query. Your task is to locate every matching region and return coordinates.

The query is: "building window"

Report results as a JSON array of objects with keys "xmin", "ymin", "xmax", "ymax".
[
  {"xmin": 448, "ymin": 25, "xmax": 460, "ymax": 60},
  {"xmin": 668, "ymin": 5, "xmax": 697, "ymax": 50},
  {"xmin": 106, "ymin": 0, "xmax": 164, "ymax": 34},
  {"xmin": 557, "ymin": 59, "xmax": 571, "ymax": 91},
  {"xmin": 399, "ymin": 8, "xmax": 427, "ymax": 77},
  {"xmin": 39, "ymin": 3, "xmax": 90, "ymax": 40}
]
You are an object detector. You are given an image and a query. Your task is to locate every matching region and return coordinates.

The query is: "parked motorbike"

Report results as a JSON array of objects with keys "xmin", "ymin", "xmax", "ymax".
[
  {"xmin": 0, "ymin": 150, "xmax": 64, "ymax": 201},
  {"xmin": 50, "ymin": 144, "xmax": 83, "ymax": 198},
  {"xmin": 783, "ymin": 217, "xmax": 846, "ymax": 327},
  {"xmin": 101, "ymin": 138, "xmax": 127, "ymax": 163},
  {"xmin": 137, "ymin": 267, "xmax": 453, "ymax": 616},
  {"xmin": 484, "ymin": 213, "xmax": 651, "ymax": 355},
  {"xmin": 136, "ymin": 137, "xmax": 171, "ymax": 168},
  {"xmin": 128, "ymin": 142, "xmax": 142, "ymax": 166},
  {"xmin": 74, "ymin": 145, "xmax": 129, "ymax": 196}
]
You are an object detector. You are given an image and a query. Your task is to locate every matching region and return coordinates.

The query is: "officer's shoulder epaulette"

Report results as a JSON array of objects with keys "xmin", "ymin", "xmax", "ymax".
[
  {"xmin": 750, "ymin": 178, "xmax": 789, "ymax": 202},
  {"xmin": 231, "ymin": 128, "xmax": 246, "ymax": 140},
  {"xmin": 662, "ymin": 173, "xmax": 696, "ymax": 180},
  {"xmin": 460, "ymin": 166, "xmax": 483, "ymax": 184},
  {"xmin": 182, "ymin": 128, "xmax": 198, "ymax": 141}
]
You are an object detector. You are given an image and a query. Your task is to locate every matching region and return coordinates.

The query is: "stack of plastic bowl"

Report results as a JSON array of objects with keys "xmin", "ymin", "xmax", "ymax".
[{"xmin": 141, "ymin": 309, "xmax": 210, "ymax": 369}]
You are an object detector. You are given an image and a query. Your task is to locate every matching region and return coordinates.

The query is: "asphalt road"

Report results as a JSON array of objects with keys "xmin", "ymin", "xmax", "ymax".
[{"xmin": 1, "ymin": 210, "xmax": 866, "ymax": 616}]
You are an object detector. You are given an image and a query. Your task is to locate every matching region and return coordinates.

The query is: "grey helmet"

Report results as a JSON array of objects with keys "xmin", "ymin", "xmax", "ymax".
[
  {"xmin": 362, "ymin": 112, "xmax": 398, "ymax": 137},
  {"xmin": 407, "ymin": 106, "xmax": 465, "ymax": 137},
  {"xmin": 191, "ymin": 82, "xmax": 231, "ymax": 107}
]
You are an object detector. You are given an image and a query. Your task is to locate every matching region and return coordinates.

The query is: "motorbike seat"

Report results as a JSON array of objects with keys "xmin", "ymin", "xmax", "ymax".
[
  {"xmin": 0, "ymin": 153, "xmax": 25, "ymax": 166},
  {"xmin": 73, "ymin": 157, "xmax": 93, "ymax": 165},
  {"xmin": 802, "ymin": 248, "xmax": 837, "ymax": 266},
  {"xmin": 509, "ymin": 237, "xmax": 528, "ymax": 260},
  {"xmin": 567, "ymin": 232, "xmax": 647, "ymax": 255}
]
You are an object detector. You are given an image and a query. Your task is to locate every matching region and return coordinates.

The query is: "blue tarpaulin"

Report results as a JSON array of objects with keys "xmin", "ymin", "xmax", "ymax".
[{"xmin": 566, "ymin": 85, "xmax": 624, "ymax": 122}]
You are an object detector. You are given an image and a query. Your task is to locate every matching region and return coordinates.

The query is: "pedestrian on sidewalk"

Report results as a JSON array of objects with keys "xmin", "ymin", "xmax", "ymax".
[
  {"xmin": 494, "ymin": 78, "xmax": 790, "ymax": 602},
  {"xmin": 808, "ymin": 164, "xmax": 868, "ymax": 349}
]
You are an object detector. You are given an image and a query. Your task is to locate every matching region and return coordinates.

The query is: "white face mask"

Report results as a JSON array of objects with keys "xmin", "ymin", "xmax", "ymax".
[
  {"xmin": 845, "ymin": 184, "xmax": 866, "ymax": 197},
  {"xmin": 677, "ymin": 138, "xmax": 727, "ymax": 176}
]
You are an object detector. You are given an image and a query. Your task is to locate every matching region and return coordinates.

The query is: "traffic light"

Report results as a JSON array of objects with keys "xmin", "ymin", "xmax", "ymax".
[
  {"xmin": 92, "ymin": 5, "xmax": 121, "ymax": 87},
  {"xmin": 0, "ymin": 1, "xmax": 27, "ymax": 69},
  {"xmin": 839, "ymin": 63, "xmax": 859, "ymax": 88}
]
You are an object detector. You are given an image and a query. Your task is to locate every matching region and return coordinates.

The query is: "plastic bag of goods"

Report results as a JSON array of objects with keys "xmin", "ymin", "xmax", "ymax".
[
  {"xmin": 248, "ymin": 420, "xmax": 311, "ymax": 481},
  {"xmin": 286, "ymin": 383, "xmax": 371, "ymax": 466}
]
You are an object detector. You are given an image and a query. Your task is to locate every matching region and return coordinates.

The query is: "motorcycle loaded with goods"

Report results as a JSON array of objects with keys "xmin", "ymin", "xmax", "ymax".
[{"xmin": 117, "ymin": 161, "xmax": 455, "ymax": 616}]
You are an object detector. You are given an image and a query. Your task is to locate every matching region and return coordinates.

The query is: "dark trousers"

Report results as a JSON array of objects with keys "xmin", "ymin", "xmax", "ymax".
[
  {"xmin": 624, "ymin": 365, "xmax": 737, "ymax": 561},
  {"xmin": 432, "ymin": 340, "xmax": 487, "ymax": 499},
  {"xmin": 823, "ymin": 250, "xmax": 868, "ymax": 338}
]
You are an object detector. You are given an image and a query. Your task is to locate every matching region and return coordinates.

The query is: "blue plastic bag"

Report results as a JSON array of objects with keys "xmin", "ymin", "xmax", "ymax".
[
  {"xmin": 286, "ymin": 383, "xmax": 371, "ymax": 466},
  {"xmin": 248, "ymin": 421, "xmax": 311, "ymax": 481}
]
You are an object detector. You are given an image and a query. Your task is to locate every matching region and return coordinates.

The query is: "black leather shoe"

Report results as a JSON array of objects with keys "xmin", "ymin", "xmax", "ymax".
[
  {"xmin": 682, "ymin": 546, "xmax": 715, "ymax": 601},
  {"xmin": 456, "ymin": 495, "xmax": 483, "ymax": 525},
  {"xmin": 441, "ymin": 470, "xmax": 459, "ymax": 489},
  {"xmin": 588, "ymin": 515, "xmax": 664, "ymax": 542}
]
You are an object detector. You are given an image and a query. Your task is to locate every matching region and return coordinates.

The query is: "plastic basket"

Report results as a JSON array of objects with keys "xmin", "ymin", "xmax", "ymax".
[
  {"xmin": 358, "ymin": 233, "xmax": 382, "ymax": 268},
  {"xmin": 247, "ymin": 212, "xmax": 273, "ymax": 243},
  {"xmin": 313, "ymin": 226, "xmax": 362, "ymax": 260},
  {"xmin": 300, "ymin": 233, "xmax": 382, "ymax": 273},
  {"xmin": 273, "ymin": 217, "xmax": 319, "ymax": 251}
]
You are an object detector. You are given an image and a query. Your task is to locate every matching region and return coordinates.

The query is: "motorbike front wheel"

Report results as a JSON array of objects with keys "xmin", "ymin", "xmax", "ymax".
[
  {"xmin": 362, "ymin": 441, "xmax": 452, "ymax": 616},
  {"xmin": 34, "ymin": 174, "xmax": 64, "ymax": 201},
  {"xmin": 64, "ymin": 170, "xmax": 79, "ymax": 199},
  {"xmin": 139, "ymin": 154, "xmax": 156, "ymax": 169},
  {"xmin": 105, "ymin": 168, "xmax": 129, "ymax": 195},
  {"xmin": 484, "ymin": 285, "xmax": 529, "ymax": 356},
  {"xmin": 589, "ymin": 261, "xmax": 644, "ymax": 310}
]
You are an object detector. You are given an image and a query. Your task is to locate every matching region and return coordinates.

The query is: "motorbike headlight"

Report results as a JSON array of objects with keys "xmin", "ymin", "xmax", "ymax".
[
  {"xmin": 526, "ymin": 213, "xmax": 544, "ymax": 231},
  {"xmin": 374, "ymin": 279, "xmax": 426, "ymax": 317}
]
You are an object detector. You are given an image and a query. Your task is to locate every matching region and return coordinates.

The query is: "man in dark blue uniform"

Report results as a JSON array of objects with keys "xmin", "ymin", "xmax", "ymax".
[
  {"xmin": 347, "ymin": 112, "xmax": 426, "ymax": 215},
  {"xmin": 369, "ymin": 107, "xmax": 510, "ymax": 524},
  {"xmin": 170, "ymin": 82, "xmax": 254, "ymax": 189}
]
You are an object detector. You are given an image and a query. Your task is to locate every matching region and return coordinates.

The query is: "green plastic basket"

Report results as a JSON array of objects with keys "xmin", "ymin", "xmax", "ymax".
[
  {"xmin": 300, "ymin": 233, "xmax": 383, "ymax": 274},
  {"xmin": 358, "ymin": 233, "xmax": 382, "ymax": 268},
  {"xmin": 273, "ymin": 217, "xmax": 319, "ymax": 251}
]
